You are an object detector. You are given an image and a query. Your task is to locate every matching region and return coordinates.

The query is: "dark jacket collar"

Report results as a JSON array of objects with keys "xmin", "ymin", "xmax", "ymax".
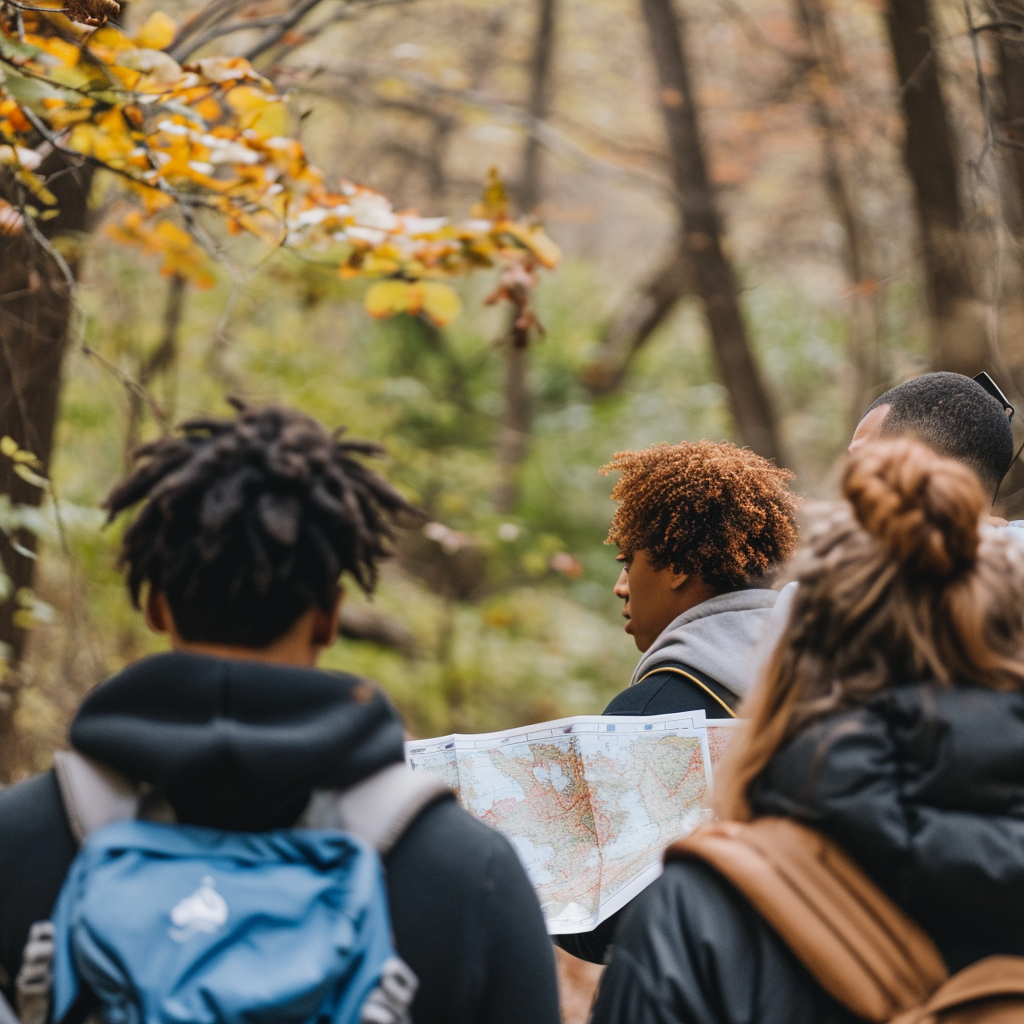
[
  {"xmin": 70, "ymin": 652, "xmax": 405, "ymax": 831},
  {"xmin": 751, "ymin": 683, "xmax": 1024, "ymax": 969}
]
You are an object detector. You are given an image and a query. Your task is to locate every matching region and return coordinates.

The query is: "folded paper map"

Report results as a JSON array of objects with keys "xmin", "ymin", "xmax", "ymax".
[{"xmin": 406, "ymin": 711, "xmax": 738, "ymax": 934}]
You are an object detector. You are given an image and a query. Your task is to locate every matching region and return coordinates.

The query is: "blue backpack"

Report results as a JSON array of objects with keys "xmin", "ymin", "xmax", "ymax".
[{"xmin": 19, "ymin": 753, "xmax": 448, "ymax": 1024}]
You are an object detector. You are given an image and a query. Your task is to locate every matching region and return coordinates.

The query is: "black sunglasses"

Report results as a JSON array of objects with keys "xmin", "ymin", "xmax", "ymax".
[{"xmin": 974, "ymin": 371, "xmax": 1015, "ymax": 422}]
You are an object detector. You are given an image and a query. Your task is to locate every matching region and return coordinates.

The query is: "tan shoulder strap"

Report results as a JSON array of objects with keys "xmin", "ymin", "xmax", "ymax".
[
  {"xmin": 890, "ymin": 956, "xmax": 1024, "ymax": 1024},
  {"xmin": 668, "ymin": 818, "xmax": 949, "ymax": 1023}
]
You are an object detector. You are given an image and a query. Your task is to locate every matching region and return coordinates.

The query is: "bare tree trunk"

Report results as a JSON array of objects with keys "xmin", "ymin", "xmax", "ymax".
[
  {"xmin": 884, "ymin": 0, "xmax": 984, "ymax": 374},
  {"xmin": 990, "ymin": 1, "xmax": 1024, "ymax": 238},
  {"xmin": 491, "ymin": 0, "xmax": 557, "ymax": 513},
  {"xmin": 0, "ymin": 156, "xmax": 92, "ymax": 782},
  {"xmin": 494, "ymin": 320, "xmax": 530, "ymax": 514},
  {"xmin": 124, "ymin": 273, "xmax": 186, "ymax": 461},
  {"xmin": 584, "ymin": 248, "xmax": 692, "ymax": 394},
  {"xmin": 640, "ymin": 0, "xmax": 784, "ymax": 464},
  {"xmin": 519, "ymin": 0, "xmax": 558, "ymax": 213},
  {"xmin": 981, "ymin": 1, "xmax": 1024, "ymax": 389},
  {"xmin": 425, "ymin": 115, "xmax": 456, "ymax": 205},
  {"xmin": 794, "ymin": 0, "xmax": 883, "ymax": 423}
]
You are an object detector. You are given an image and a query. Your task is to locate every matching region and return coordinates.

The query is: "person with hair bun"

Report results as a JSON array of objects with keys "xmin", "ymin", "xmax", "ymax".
[{"xmin": 591, "ymin": 438, "xmax": 1024, "ymax": 1024}]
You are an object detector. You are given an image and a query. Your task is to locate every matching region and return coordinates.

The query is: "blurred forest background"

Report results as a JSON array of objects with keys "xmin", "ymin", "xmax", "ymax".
[{"xmin": 3, "ymin": 0, "xmax": 1024, "ymax": 786}]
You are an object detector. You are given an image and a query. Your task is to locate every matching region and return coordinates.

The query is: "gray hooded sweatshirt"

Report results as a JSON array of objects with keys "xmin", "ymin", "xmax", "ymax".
[{"xmin": 628, "ymin": 588, "xmax": 781, "ymax": 700}]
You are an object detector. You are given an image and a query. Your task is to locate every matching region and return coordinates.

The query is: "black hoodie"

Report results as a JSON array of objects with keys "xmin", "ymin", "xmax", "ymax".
[
  {"xmin": 0, "ymin": 653, "xmax": 560, "ymax": 1024},
  {"xmin": 590, "ymin": 683, "xmax": 1024, "ymax": 1024}
]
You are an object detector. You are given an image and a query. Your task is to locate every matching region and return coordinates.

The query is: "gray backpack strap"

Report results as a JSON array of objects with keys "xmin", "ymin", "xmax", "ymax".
[
  {"xmin": 53, "ymin": 751, "xmax": 176, "ymax": 846},
  {"xmin": 15, "ymin": 923, "xmax": 53, "ymax": 1024},
  {"xmin": 9, "ymin": 754, "xmax": 133, "ymax": 1024},
  {"xmin": 303, "ymin": 762, "xmax": 451, "ymax": 855},
  {"xmin": 0, "ymin": 990, "xmax": 20, "ymax": 1024},
  {"xmin": 52, "ymin": 751, "xmax": 140, "ymax": 844}
]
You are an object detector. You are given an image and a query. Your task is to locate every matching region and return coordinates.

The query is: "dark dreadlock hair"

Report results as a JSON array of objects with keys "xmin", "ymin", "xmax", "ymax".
[{"xmin": 105, "ymin": 403, "xmax": 421, "ymax": 647}]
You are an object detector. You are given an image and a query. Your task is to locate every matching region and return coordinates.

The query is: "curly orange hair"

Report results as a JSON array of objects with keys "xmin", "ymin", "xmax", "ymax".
[{"xmin": 600, "ymin": 440, "xmax": 800, "ymax": 591}]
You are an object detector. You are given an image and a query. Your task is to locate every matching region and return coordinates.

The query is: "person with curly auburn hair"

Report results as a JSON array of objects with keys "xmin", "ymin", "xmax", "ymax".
[
  {"xmin": 602, "ymin": 439, "xmax": 800, "ymax": 718},
  {"xmin": 0, "ymin": 404, "xmax": 560, "ymax": 1024},
  {"xmin": 591, "ymin": 439, "xmax": 1024, "ymax": 1024},
  {"xmin": 557, "ymin": 440, "xmax": 799, "ymax": 966}
]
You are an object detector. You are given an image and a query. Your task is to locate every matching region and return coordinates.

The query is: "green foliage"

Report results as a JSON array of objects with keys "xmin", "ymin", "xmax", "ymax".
[{"xmin": 12, "ymin": 234, "xmax": 878, "ymax": 771}]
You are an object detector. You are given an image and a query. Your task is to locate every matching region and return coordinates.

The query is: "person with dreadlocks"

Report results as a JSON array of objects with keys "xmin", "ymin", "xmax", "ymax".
[
  {"xmin": 557, "ymin": 439, "xmax": 800, "ymax": 965},
  {"xmin": 0, "ymin": 404, "xmax": 560, "ymax": 1024}
]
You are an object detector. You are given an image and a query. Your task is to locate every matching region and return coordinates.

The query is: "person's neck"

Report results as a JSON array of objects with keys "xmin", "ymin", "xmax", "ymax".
[{"xmin": 170, "ymin": 637, "xmax": 321, "ymax": 668}]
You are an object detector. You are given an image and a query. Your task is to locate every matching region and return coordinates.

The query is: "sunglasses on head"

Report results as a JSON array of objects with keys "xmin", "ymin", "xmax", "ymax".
[{"xmin": 975, "ymin": 371, "xmax": 1015, "ymax": 423}]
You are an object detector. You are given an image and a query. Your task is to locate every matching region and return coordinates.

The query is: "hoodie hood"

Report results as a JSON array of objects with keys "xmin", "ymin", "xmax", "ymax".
[
  {"xmin": 70, "ymin": 652, "xmax": 406, "ymax": 831},
  {"xmin": 629, "ymin": 589, "xmax": 779, "ymax": 698},
  {"xmin": 751, "ymin": 683, "xmax": 1024, "ymax": 970}
]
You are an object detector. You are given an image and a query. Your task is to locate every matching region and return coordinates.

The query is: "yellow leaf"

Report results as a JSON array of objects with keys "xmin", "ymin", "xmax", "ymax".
[
  {"xmin": 365, "ymin": 280, "xmax": 412, "ymax": 319},
  {"xmin": 420, "ymin": 281, "xmax": 462, "ymax": 326},
  {"xmin": 501, "ymin": 222, "xmax": 561, "ymax": 269},
  {"xmin": 225, "ymin": 85, "xmax": 271, "ymax": 115},
  {"xmin": 191, "ymin": 56, "xmax": 265, "ymax": 84},
  {"xmin": 193, "ymin": 97, "xmax": 222, "ymax": 121},
  {"xmin": 89, "ymin": 24, "xmax": 133, "ymax": 50},
  {"xmin": 223, "ymin": 87, "xmax": 286, "ymax": 134},
  {"xmin": 12, "ymin": 449, "xmax": 41, "ymax": 468},
  {"xmin": 361, "ymin": 254, "xmax": 401, "ymax": 277},
  {"xmin": 134, "ymin": 11, "xmax": 177, "ymax": 50},
  {"xmin": 12, "ymin": 611, "xmax": 35, "ymax": 630},
  {"xmin": 43, "ymin": 37, "xmax": 81, "ymax": 68},
  {"xmin": 13, "ymin": 463, "xmax": 48, "ymax": 488},
  {"xmin": 14, "ymin": 168, "xmax": 56, "ymax": 207},
  {"xmin": 478, "ymin": 167, "xmax": 507, "ymax": 220},
  {"xmin": 250, "ymin": 100, "xmax": 287, "ymax": 137},
  {"xmin": 374, "ymin": 78, "xmax": 408, "ymax": 100},
  {"xmin": 0, "ymin": 436, "xmax": 19, "ymax": 458}
]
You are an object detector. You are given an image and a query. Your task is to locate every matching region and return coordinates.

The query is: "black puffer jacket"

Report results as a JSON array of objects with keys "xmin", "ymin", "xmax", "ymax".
[
  {"xmin": 0, "ymin": 653, "xmax": 559, "ymax": 1024},
  {"xmin": 591, "ymin": 683, "xmax": 1024, "ymax": 1024}
]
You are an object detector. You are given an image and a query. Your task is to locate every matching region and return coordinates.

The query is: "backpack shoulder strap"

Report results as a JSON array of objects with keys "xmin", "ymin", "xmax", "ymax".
[
  {"xmin": 52, "ymin": 751, "xmax": 141, "ymax": 844},
  {"xmin": 889, "ymin": 956, "xmax": 1024, "ymax": 1024},
  {"xmin": 303, "ymin": 762, "xmax": 451, "ymax": 855},
  {"xmin": 635, "ymin": 664, "xmax": 739, "ymax": 717},
  {"xmin": 667, "ymin": 817, "xmax": 949, "ymax": 1023}
]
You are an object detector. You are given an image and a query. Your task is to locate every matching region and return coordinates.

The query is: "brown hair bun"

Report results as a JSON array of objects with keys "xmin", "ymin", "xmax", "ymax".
[{"xmin": 842, "ymin": 438, "xmax": 984, "ymax": 579}]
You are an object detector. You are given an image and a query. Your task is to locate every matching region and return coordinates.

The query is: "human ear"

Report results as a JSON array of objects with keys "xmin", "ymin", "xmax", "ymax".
[
  {"xmin": 668, "ymin": 570, "xmax": 690, "ymax": 592},
  {"xmin": 311, "ymin": 587, "xmax": 345, "ymax": 647},
  {"xmin": 144, "ymin": 589, "xmax": 172, "ymax": 634}
]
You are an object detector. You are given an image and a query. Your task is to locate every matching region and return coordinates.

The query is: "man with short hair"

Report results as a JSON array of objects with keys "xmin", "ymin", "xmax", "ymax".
[
  {"xmin": 0, "ymin": 404, "xmax": 560, "ymax": 1024},
  {"xmin": 849, "ymin": 372, "xmax": 1014, "ymax": 500}
]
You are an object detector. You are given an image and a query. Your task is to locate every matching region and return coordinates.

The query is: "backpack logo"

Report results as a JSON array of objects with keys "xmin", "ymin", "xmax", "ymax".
[{"xmin": 168, "ymin": 876, "xmax": 228, "ymax": 942}]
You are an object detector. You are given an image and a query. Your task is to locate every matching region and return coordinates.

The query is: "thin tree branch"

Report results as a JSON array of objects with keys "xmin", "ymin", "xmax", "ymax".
[
  {"xmin": 167, "ymin": 0, "xmax": 252, "ymax": 62},
  {"xmin": 297, "ymin": 63, "xmax": 677, "ymax": 202},
  {"xmin": 243, "ymin": 0, "xmax": 330, "ymax": 63},
  {"xmin": 7, "ymin": 184, "xmax": 168, "ymax": 423},
  {"xmin": 173, "ymin": 0, "xmax": 412, "ymax": 63}
]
